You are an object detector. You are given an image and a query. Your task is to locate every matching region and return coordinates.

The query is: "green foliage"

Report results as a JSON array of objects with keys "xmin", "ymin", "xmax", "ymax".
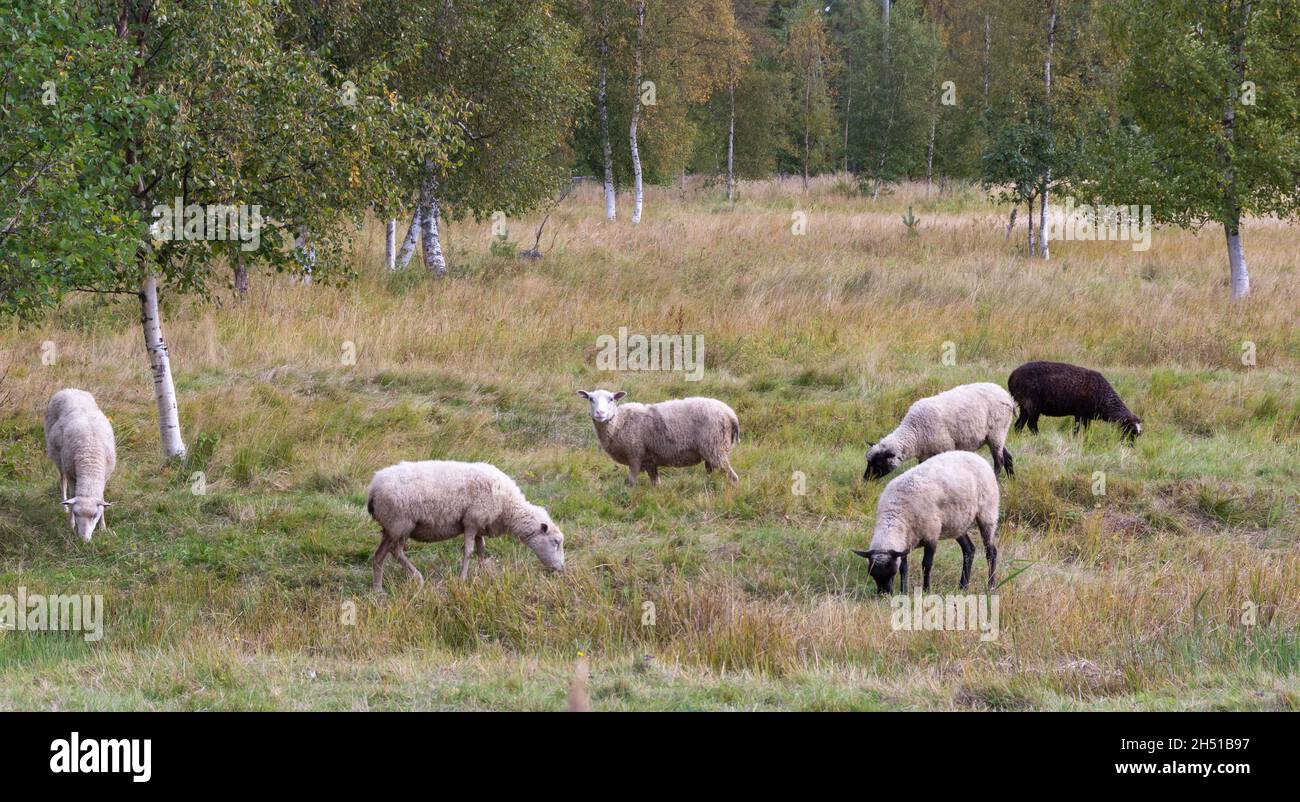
[{"xmin": 1090, "ymin": 0, "xmax": 1300, "ymax": 229}]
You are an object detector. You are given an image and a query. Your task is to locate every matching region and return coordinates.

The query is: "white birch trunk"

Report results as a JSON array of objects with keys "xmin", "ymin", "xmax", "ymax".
[
  {"xmin": 1227, "ymin": 224, "xmax": 1250, "ymax": 299},
  {"xmin": 727, "ymin": 75, "xmax": 736, "ymax": 202},
  {"xmin": 1039, "ymin": 2, "xmax": 1056, "ymax": 260},
  {"xmin": 419, "ymin": 171, "xmax": 447, "ymax": 276},
  {"xmin": 599, "ymin": 26, "xmax": 616, "ymax": 221},
  {"xmin": 139, "ymin": 273, "xmax": 186, "ymax": 459},
  {"xmin": 294, "ymin": 225, "xmax": 315, "ymax": 283},
  {"xmin": 629, "ymin": 0, "xmax": 646, "ymax": 225},
  {"xmin": 385, "ymin": 219, "xmax": 396, "ymax": 270},
  {"xmin": 1221, "ymin": 1, "xmax": 1252, "ymax": 300},
  {"xmin": 233, "ymin": 254, "xmax": 248, "ymax": 298},
  {"xmin": 396, "ymin": 207, "xmax": 421, "ymax": 269}
]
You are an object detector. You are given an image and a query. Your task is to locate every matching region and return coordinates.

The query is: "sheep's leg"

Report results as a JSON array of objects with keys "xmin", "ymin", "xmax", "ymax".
[
  {"xmin": 393, "ymin": 543, "xmax": 424, "ymax": 588},
  {"xmin": 475, "ymin": 535, "xmax": 488, "ymax": 560},
  {"xmin": 720, "ymin": 456, "xmax": 739, "ymax": 485},
  {"xmin": 1072, "ymin": 417, "xmax": 1083, "ymax": 435},
  {"xmin": 99, "ymin": 507, "xmax": 107, "ymax": 531},
  {"xmin": 626, "ymin": 459, "xmax": 641, "ymax": 487},
  {"xmin": 956, "ymin": 535, "xmax": 975, "ymax": 590},
  {"xmin": 1028, "ymin": 413, "xmax": 1040, "ymax": 434},
  {"xmin": 59, "ymin": 471, "xmax": 68, "ymax": 500},
  {"xmin": 898, "ymin": 555, "xmax": 908, "ymax": 594},
  {"xmin": 921, "ymin": 544, "xmax": 935, "ymax": 592},
  {"xmin": 372, "ymin": 534, "xmax": 397, "ymax": 593},
  {"xmin": 976, "ymin": 517, "xmax": 998, "ymax": 590},
  {"xmin": 1013, "ymin": 408, "xmax": 1029, "ymax": 432},
  {"xmin": 989, "ymin": 444, "xmax": 1004, "ymax": 475},
  {"xmin": 645, "ymin": 464, "xmax": 659, "ymax": 485},
  {"xmin": 460, "ymin": 530, "xmax": 477, "ymax": 580}
]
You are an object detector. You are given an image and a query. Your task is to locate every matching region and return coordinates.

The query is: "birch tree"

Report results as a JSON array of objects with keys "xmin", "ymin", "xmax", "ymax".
[
  {"xmin": 1102, "ymin": 0, "xmax": 1300, "ymax": 299},
  {"xmin": 4, "ymin": 0, "xmax": 441, "ymax": 457}
]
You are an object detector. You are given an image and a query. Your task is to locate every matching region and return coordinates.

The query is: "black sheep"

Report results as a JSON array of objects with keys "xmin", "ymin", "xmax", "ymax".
[{"xmin": 1008, "ymin": 361, "xmax": 1142, "ymax": 440}]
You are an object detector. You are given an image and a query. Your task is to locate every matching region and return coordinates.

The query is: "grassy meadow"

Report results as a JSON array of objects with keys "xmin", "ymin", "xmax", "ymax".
[{"xmin": 0, "ymin": 177, "xmax": 1297, "ymax": 710}]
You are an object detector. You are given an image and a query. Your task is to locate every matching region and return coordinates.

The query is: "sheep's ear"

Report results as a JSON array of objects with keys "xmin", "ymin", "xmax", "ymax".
[
  {"xmin": 851, "ymin": 549, "xmax": 873, "ymax": 559},
  {"xmin": 61, "ymin": 497, "xmax": 76, "ymax": 507},
  {"xmin": 100, "ymin": 501, "xmax": 114, "ymax": 508},
  {"xmin": 889, "ymin": 550, "xmax": 908, "ymax": 558},
  {"xmin": 613, "ymin": 391, "xmax": 626, "ymax": 400},
  {"xmin": 576, "ymin": 390, "xmax": 590, "ymax": 399},
  {"xmin": 540, "ymin": 522, "xmax": 548, "ymax": 533}
]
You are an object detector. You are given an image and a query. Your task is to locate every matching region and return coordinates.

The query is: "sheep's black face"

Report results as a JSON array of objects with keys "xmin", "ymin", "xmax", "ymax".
[
  {"xmin": 1120, "ymin": 416, "xmax": 1143, "ymax": 442},
  {"xmin": 853, "ymin": 549, "xmax": 902, "ymax": 594},
  {"xmin": 863, "ymin": 448, "xmax": 898, "ymax": 480}
]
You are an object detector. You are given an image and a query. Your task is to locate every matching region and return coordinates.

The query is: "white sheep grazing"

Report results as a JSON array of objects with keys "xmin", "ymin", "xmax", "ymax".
[
  {"xmin": 864, "ymin": 382, "xmax": 1015, "ymax": 480},
  {"xmin": 853, "ymin": 450, "xmax": 999, "ymax": 594},
  {"xmin": 366, "ymin": 460, "xmax": 564, "ymax": 592},
  {"xmin": 43, "ymin": 388, "xmax": 117, "ymax": 542},
  {"xmin": 576, "ymin": 390, "xmax": 740, "ymax": 487}
]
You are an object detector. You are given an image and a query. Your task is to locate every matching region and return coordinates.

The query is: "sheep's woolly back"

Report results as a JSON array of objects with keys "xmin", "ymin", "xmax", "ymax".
[
  {"xmin": 43, "ymin": 388, "xmax": 116, "ymax": 501},
  {"xmin": 1008, "ymin": 361, "xmax": 1137, "ymax": 423},
  {"xmin": 366, "ymin": 460, "xmax": 543, "ymax": 541},
  {"xmin": 594, "ymin": 396, "xmax": 739, "ymax": 467},
  {"xmin": 869, "ymin": 451, "xmax": 999, "ymax": 552},
  {"xmin": 878, "ymin": 382, "xmax": 1014, "ymax": 461}
]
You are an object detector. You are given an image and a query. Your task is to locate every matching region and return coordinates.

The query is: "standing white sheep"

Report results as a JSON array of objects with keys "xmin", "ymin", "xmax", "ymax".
[
  {"xmin": 576, "ymin": 390, "xmax": 740, "ymax": 487},
  {"xmin": 853, "ymin": 451, "xmax": 1000, "ymax": 594},
  {"xmin": 366, "ymin": 460, "xmax": 565, "ymax": 592},
  {"xmin": 864, "ymin": 382, "xmax": 1015, "ymax": 479},
  {"xmin": 44, "ymin": 389, "xmax": 117, "ymax": 542}
]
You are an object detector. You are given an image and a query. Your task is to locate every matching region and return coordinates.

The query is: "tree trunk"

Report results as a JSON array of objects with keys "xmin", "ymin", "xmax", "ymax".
[
  {"xmin": 1226, "ymin": 221, "xmax": 1250, "ymax": 299},
  {"xmin": 842, "ymin": 51, "xmax": 851, "ymax": 176},
  {"xmin": 982, "ymin": 13, "xmax": 990, "ymax": 106},
  {"xmin": 629, "ymin": 0, "xmax": 646, "ymax": 224},
  {"xmin": 1039, "ymin": 2, "xmax": 1056, "ymax": 260},
  {"xmin": 294, "ymin": 225, "xmax": 315, "ymax": 282},
  {"xmin": 598, "ymin": 24, "xmax": 616, "ymax": 221},
  {"xmin": 881, "ymin": 0, "xmax": 890, "ymax": 50},
  {"xmin": 803, "ymin": 76, "xmax": 811, "ymax": 192},
  {"xmin": 233, "ymin": 254, "xmax": 248, "ymax": 298},
  {"xmin": 396, "ymin": 207, "xmax": 421, "ymax": 269},
  {"xmin": 727, "ymin": 74, "xmax": 736, "ymax": 202},
  {"xmin": 419, "ymin": 179, "xmax": 447, "ymax": 277},
  {"xmin": 1027, "ymin": 196, "xmax": 1036, "ymax": 256},
  {"xmin": 139, "ymin": 273, "xmax": 186, "ymax": 459},
  {"xmin": 925, "ymin": 107, "xmax": 936, "ymax": 198},
  {"xmin": 385, "ymin": 219, "xmax": 396, "ymax": 270},
  {"xmin": 1220, "ymin": 0, "xmax": 1252, "ymax": 299}
]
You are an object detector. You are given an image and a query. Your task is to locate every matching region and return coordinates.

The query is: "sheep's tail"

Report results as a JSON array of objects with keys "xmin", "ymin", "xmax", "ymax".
[
  {"xmin": 730, "ymin": 416, "xmax": 740, "ymax": 445},
  {"xmin": 366, "ymin": 492, "xmax": 376, "ymax": 520}
]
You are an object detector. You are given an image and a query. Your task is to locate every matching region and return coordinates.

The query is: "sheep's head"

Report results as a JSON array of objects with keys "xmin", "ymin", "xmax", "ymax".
[
  {"xmin": 576, "ymin": 389, "xmax": 625, "ymax": 424},
  {"xmin": 852, "ymin": 548, "xmax": 907, "ymax": 594},
  {"xmin": 1120, "ymin": 415, "xmax": 1143, "ymax": 442},
  {"xmin": 523, "ymin": 505, "xmax": 565, "ymax": 572},
  {"xmin": 863, "ymin": 443, "xmax": 901, "ymax": 480},
  {"xmin": 62, "ymin": 497, "xmax": 111, "ymax": 543}
]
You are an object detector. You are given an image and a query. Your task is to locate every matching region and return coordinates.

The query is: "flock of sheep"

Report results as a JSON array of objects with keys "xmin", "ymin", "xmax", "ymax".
[{"xmin": 42, "ymin": 359, "xmax": 1142, "ymax": 596}]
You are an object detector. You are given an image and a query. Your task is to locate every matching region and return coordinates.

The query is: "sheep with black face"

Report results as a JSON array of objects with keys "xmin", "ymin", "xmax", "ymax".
[
  {"xmin": 1008, "ymin": 360, "xmax": 1142, "ymax": 441},
  {"xmin": 864, "ymin": 382, "xmax": 1015, "ymax": 480},
  {"xmin": 854, "ymin": 451, "xmax": 1000, "ymax": 594}
]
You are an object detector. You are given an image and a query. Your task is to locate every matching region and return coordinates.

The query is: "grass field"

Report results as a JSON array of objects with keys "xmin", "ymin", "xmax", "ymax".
[{"xmin": 1, "ymin": 177, "xmax": 1297, "ymax": 710}]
